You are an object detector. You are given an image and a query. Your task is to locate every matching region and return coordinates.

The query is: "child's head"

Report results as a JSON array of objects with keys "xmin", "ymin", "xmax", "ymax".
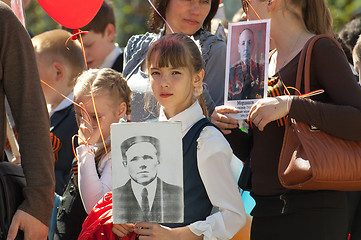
[
  {"xmin": 69, "ymin": 0, "xmax": 116, "ymax": 69},
  {"xmin": 32, "ymin": 29, "xmax": 86, "ymax": 106},
  {"xmin": 74, "ymin": 68, "xmax": 132, "ymax": 141},
  {"xmin": 353, "ymin": 34, "xmax": 361, "ymax": 78},
  {"xmin": 146, "ymin": 33, "xmax": 207, "ymax": 118}
]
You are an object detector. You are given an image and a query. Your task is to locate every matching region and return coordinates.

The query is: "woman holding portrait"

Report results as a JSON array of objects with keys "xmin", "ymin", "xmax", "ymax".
[{"xmin": 211, "ymin": 0, "xmax": 361, "ymax": 239}]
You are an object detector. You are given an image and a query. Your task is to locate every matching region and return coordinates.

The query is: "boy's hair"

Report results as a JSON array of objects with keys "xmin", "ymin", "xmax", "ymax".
[
  {"xmin": 74, "ymin": 68, "xmax": 132, "ymax": 116},
  {"xmin": 32, "ymin": 29, "xmax": 86, "ymax": 86},
  {"xmin": 63, "ymin": 0, "xmax": 115, "ymax": 34},
  {"xmin": 145, "ymin": 33, "xmax": 208, "ymax": 117}
]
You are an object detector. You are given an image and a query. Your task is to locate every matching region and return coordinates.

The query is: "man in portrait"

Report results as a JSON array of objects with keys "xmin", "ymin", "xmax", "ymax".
[
  {"xmin": 228, "ymin": 28, "xmax": 264, "ymax": 100},
  {"xmin": 113, "ymin": 135, "xmax": 183, "ymax": 223}
]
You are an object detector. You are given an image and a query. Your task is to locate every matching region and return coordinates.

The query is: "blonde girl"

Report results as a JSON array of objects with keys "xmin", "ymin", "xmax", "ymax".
[
  {"xmin": 74, "ymin": 68, "xmax": 132, "ymax": 213},
  {"xmin": 113, "ymin": 33, "xmax": 246, "ymax": 240}
]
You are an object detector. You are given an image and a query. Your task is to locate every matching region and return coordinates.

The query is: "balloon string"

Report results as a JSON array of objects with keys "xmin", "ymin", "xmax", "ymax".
[
  {"xmin": 40, "ymin": 79, "xmax": 91, "ymax": 122},
  {"xmin": 65, "ymin": 29, "xmax": 89, "ymax": 69},
  {"xmin": 89, "ymin": 81, "xmax": 109, "ymax": 161},
  {"xmin": 147, "ymin": 0, "xmax": 174, "ymax": 33},
  {"xmin": 244, "ymin": 0, "xmax": 261, "ymax": 21}
]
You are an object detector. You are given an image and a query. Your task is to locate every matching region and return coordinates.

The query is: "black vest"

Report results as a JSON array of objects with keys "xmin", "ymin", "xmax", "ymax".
[{"xmin": 166, "ymin": 118, "xmax": 216, "ymax": 227}]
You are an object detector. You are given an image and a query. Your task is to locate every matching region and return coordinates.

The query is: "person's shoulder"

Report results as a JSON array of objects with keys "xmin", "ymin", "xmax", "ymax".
[
  {"xmin": 232, "ymin": 60, "xmax": 244, "ymax": 68},
  {"xmin": 196, "ymin": 29, "xmax": 226, "ymax": 52},
  {"xmin": 0, "ymin": 3, "xmax": 19, "ymax": 26},
  {"xmin": 198, "ymin": 125, "xmax": 231, "ymax": 153},
  {"xmin": 312, "ymin": 35, "xmax": 343, "ymax": 53},
  {"xmin": 114, "ymin": 180, "xmax": 131, "ymax": 192},
  {"xmin": 161, "ymin": 180, "xmax": 182, "ymax": 193},
  {"xmin": 125, "ymin": 32, "xmax": 158, "ymax": 52}
]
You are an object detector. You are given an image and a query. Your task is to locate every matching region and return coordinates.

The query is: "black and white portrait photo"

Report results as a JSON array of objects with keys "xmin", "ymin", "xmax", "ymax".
[{"xmin": 111, "ymin": 122, "xmax": 183, "ymax": 224}]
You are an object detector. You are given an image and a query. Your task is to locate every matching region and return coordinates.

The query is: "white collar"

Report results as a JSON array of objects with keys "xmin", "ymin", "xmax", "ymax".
[
  {"xmin": 159, "ymin": 100, "xmax": 205, "ymax": 137},
  {"xmin": 48, "ymin": 92, "xmax": 74, "ymax": 117},
  {"xmin": 99, "ymin": 43, "xmax": 122, "ymax": 69},
  {"xmin": 131, "ymin": 177, "xmax": 158, "ymax": 210}
]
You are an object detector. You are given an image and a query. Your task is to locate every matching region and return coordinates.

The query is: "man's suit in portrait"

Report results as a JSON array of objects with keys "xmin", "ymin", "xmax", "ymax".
[
  {"xmin": 228, "ymin": 59, "xmax": 264, "ymax": 100},
  {"xmin": 113, "ymin": 177, "xmax": 183, "ymax": 223}
]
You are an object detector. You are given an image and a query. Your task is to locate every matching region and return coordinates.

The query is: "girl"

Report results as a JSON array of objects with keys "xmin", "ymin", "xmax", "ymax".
[
  {"xmin": 113, "ymin": 33, "xmax": 246, "ymax": 239},
  {"xmin": 123, "ymin": 0, "xmax": 225, "ymax": 122},
  {"xmin": 211, "ymin": 0, "xmax": 361, "ymax": 239},
  {"xmin": 74, "ymin": 68, "xmax": 132, "ymax": 213}
]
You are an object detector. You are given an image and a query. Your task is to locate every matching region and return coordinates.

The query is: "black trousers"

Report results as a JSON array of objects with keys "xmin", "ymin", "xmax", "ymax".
[
  {"xmin": 250, "ymin": 190, "xmax": 349, "ymax": 240},
  {"xmin": 348, "ymin": 191, "xmax": 361, "ymax": 240}
]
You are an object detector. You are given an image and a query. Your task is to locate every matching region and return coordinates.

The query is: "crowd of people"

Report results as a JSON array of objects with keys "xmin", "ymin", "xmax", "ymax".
[{"xmin": 1, "ymin": 0, "xmax": 361, "ymax": 240}]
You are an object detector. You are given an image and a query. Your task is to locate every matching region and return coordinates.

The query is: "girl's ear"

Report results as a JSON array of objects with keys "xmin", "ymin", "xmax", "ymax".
[
  {"xmin": 193, "ymin": 69, "xmax": 205, "ymax": 89},
  {"xmin": 116, "ymin": 102, "xmax": 127, "ymax": 119}
]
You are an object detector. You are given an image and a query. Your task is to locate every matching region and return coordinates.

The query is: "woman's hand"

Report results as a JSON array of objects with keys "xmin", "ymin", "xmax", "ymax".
[
  {"xmin": 211, "ymin": 105, "xmax": 239, "ymax": 134},
  {"xmin": 112, "ymin": 223, "xmax": 135, "ymax": 237},
  {"xmin": 248, "ymin": 95, "xmax": 291, "ymax": 131}
]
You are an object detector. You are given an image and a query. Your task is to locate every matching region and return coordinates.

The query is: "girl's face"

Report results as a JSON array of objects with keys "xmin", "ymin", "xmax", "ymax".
[
  {"xmin": 149, "ymin": 54, "xmax": 204, "ymax": 118},
  {"xmin": 75, "ymin": 92, "xmax": 124, "ymax": 143},
  {"xmin": 165, "ymin": 0, "xmax": 211, "ymax": 35}
]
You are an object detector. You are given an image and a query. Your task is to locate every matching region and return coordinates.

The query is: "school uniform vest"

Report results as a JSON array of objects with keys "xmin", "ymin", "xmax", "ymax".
[{"xmin": 165, "ymin": 118, "xmax": 215, "ymax": 227}]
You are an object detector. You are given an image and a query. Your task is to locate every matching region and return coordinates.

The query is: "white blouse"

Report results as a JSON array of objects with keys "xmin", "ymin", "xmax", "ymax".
[
  {"xmin": 159, "ymin": 101, "xmax": 246, "ymax": 240},
  {"xmin": 77, "ymin": 143, "xmax": 112, "ymax": 213}
]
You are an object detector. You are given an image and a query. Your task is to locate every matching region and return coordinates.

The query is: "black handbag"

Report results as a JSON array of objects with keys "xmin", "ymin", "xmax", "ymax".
[
  {"xmin": 0, "ymin": 161, "xmax": 25, "ymax": 240},
  {"xmin": 238, "ymin": 156, "xmax": 252, "ymax": 191}
]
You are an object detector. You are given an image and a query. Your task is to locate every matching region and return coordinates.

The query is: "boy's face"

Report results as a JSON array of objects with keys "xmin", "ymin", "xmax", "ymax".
[{"xmin": 82, "ymin": 28, "xmax": 114, "ymax": 69}]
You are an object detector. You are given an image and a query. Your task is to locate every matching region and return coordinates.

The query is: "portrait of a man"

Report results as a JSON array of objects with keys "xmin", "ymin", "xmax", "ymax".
[
  {"xmin": 112, "ymin": 135, "xmax": 183, "ymax": 223},
  {"xmin": 228, "ymin": 27, "xmax": 265, "ymax": 101}
]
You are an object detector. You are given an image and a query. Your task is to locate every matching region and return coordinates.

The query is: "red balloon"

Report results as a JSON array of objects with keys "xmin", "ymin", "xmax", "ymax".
[{"xmin": 37, "ymin": 0, "xmax": 104, "ymax": 29}]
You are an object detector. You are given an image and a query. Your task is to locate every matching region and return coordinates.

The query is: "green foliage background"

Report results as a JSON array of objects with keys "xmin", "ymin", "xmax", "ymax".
[{"xmin": 25, "ymin": 0, "xmax": 361, "ymax": 47}]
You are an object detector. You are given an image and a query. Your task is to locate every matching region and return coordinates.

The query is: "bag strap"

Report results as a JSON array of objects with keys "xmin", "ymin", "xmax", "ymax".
[{"xmin": 295, "ymin": 34, "xmax": 345, "ymax": 94}]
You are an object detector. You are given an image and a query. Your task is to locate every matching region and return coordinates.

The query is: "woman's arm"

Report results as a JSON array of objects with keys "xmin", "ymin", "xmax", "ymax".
[
  {"xmin": 289, "ymin": 38, "xmax": 361, "ymax": 140},
  {"xmin": 77, "ymin": 145, "xmax": 112, "ymax": 213}
]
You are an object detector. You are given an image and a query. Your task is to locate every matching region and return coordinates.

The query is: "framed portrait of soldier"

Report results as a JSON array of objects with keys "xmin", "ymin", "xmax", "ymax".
[
  {"xmin": 224, "ymin": 20, "xmax": 270, "ymax": 119},
  {"xmin": 111, "ymin": 122, "xmax": 184, "ymax": 224}
]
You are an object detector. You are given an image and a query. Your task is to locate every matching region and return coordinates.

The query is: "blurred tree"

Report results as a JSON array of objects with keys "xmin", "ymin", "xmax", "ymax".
[
  {"xmin": 25, "ymin": 0, "xmax": 150, "ymax": 47},
  {"xmin": 25, "ymin": 0, "xmax": 361, "ymax": 46},
  {"xmin": 326, "ymin": 0, "xmax": 361, "ymax": 31}
]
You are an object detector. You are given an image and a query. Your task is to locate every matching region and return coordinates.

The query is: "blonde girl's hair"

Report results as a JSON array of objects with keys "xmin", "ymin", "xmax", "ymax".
[
  {"xmin": 74, "ymin": 68, "xmax": 133, "ymax": 167},
  {"xmin": 286, "ymin": 0, "xmax": 334, "ymax": 36},
  {"xmin": 353, "ymin": 34, "xmax": 361, "ymax": 65},
  {"xmin": 145, "ymin": 33, "xmax": 209, "ymax": 117}
]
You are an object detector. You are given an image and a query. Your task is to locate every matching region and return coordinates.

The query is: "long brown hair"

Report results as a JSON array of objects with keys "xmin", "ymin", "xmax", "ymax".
[
  {"xmin": 148, "ymin": 0, "xmax": 219, "ymax": 34},
  {"xmin": 146, "ymin": 33, "xmax": 208, "ymax": 117},
  {"xmin": 287, "ymin": 0, "xmax": 334, "ymax": 35}
]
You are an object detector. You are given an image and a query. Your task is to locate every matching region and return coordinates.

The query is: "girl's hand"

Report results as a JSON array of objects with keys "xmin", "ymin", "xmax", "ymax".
[
  {"xmin": 248, "ymin": 95, "xmax": 291, "ymax": 131},
  {"xmin": 112, "ymin": 223, "xmax": 135, "ymax": 237},
  {"xmin": 134, "ymin": 223, "xmax": 201, "ymax": 240},
  {"xmin": 134, "ymin": 223, "xmax": 173, "ymax": 240},
  {"xmin": 211, "ymin": 105, "xmax": 239, "ymax": 135},
  {"xmin": 77, "ymin": 102, "xmax": 102, "ymax": 146}
]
